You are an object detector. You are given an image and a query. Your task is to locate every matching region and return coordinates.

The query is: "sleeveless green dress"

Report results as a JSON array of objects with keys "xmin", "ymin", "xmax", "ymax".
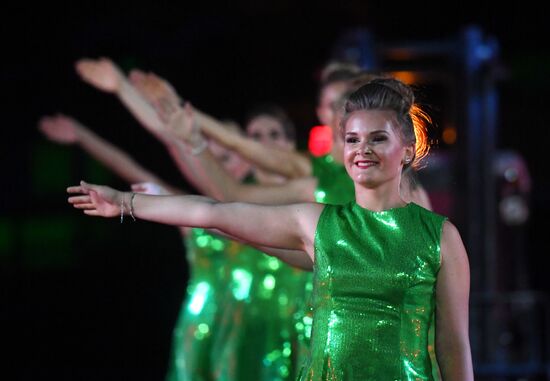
[
  {"xmin": 298, "ymin": 202, "xmax": 446, "ymax": 380},
  {"xmin": 211, "ymin": 240, "xmax": 313, "ymax": 381},
  {"xmin": 310, "ymin": 154, "xmax": 355, "ymax": 205},
  {"xmin": 166, "ymin": 233, "xmax": 314, "ymax": 380},
  {"xmin": 165, "ymin": 228, "xmax": 231, "ymax": 381},
  {"xmin": 292, "ymin": 154, "xmax": 357, "ymax": 371}
]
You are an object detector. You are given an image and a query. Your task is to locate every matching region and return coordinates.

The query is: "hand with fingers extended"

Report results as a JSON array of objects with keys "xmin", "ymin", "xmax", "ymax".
[
  {"xmin": 75, "ymin": 57, "xmax": 125, "ymax": 93},
  {"xmin": 38, "ymin": 113, "xmax": 82, "ymax": 144},
  {"xmin": 67, "ymin": 181, "xmax": 123, "ymax": 218},
  {"xmin": 131, "ymin": 181, "xmax": 172, "ymax": 196},
  {"xmin": 129, "ymin": 69, "xmax": 181, "ymax": 114}
]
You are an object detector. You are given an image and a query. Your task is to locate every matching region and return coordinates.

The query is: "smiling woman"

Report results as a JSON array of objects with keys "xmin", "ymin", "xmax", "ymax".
[{"xmin": 67, "ymin": 77, "xmax": 473, "ymax": 380}]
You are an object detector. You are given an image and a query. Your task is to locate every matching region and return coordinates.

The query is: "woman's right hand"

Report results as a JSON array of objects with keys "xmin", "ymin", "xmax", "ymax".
[
  {"xmin": 38, "ymin": 113, "xmax": 81, "ymax": 144},
  {"xmin": 75, "ymin": 57, "xmax": 124, "ymax": 94},
  {"xmin": 67, "ymin": 181, "xmax": 123, "ymax": 218}
]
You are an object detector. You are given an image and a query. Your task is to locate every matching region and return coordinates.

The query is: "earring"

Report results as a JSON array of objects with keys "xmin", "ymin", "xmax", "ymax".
[{"xmin": 404, "ymin": 157, "xmax": 410, "ymax": 164}]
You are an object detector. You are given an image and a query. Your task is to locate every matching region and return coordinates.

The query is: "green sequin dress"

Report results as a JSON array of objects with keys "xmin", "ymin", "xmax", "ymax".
[
  {"xmin": 166, "ymin": 231, "xmax": 314, "ymax": 381},
  {"xmin": 298, "ymin": 202, "xmax": 446, "ymax": 380},
  {"xmin": 285, "ymin": 154, "xmax": 357, "ymax": 374},
  {"xmin": 310, "ymin": 154, "xmax": 355, "ymax": 205},
  {"xmin": 211, "ymin": 240, "xmax": 313, "ymax": 381},
  {"xmin": 165, "ymin": 228, "xmax": 231, "ymax": 381}
]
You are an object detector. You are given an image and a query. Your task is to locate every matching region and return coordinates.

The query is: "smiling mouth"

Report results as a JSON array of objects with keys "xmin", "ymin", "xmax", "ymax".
[{"xmin": 355, "ymin": 160, "xmax": 377, "ymax": 168}]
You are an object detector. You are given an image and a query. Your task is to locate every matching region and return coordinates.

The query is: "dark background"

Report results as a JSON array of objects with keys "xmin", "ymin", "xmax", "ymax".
[{"xmin": 2, "ymin": 2, "xmax": 549, "ymax": 380}]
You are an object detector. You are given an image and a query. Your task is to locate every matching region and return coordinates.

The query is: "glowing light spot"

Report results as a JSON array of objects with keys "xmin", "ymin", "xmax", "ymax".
[
  {"xmin": 278, "ymin": 294, "xmax": 288, "ymax": 305},
  {"xmin": 315, "ymin": 190, "xmax": 326, "ymax": 203},
  {"xmin": 442, "ymin": 127, "xmax": 457, "ymax": 145},
  {"xmin": 263, "ymin": 274, "xmax": 276, "ymax": 290},
  {"xmin": 211, "ymin": 238, "xmax": 225, "ymax": 251},
  {"xmin": 279, "ymin": 365, "xmax": 290, "ymax": 377},
  {"xmin": 282, "ymin": 346, "xmax": 292, "ymax": 357},
  {"xmin": 188, "ymin": 282, "xmax": 210, "ymax": 314},
  {"xmin": 231, "ymin": 268, "xmax": 252, "ymax": 300},
  {"xmin": 267, "ymin": 257, "xmax": 280, "ymax": 270},
  {"xmin": 196, "ymin": 236, "xmax": 210, "ymax": 248},
  {"xmin": 336, "ymin": 239, "xmax": 348, "ymax": 248},
  {"xmin": 308, "ymin": 125, "xmax": 333, "ymax": 157}
]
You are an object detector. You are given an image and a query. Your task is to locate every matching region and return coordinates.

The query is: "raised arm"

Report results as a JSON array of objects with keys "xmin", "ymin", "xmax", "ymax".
[
  {"xmin": 130, "ymin": 69, "xmax": 312, "ymax": 179},
  {"xmin": 196, "ymin": 109, "xmax": 312, "ymax": 179},
  {"xmin": 38, "ymin": 113, "xmax": 180, "ymax": 194},
  {"xmin": 161, "ymin": 104, "xmax": 317, "ymax": 204},
  {"xmin": 75, "ymin": 57, "xmax": 170, "ymax": 143},
  {"xmin": 67, "ymin": 181, "xmax": 322, "ymax": 267},
  {"xmin": 74, "ymin": 57, "xmax": 209, "ymax": 191},
  {"xmin": 435, "ymin": 221, "xmax": 474, "ymax": 381}
]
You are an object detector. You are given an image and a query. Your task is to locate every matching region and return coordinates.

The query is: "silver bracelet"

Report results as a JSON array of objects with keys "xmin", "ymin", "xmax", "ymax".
[
  {"xmin": 129, "ymin": 192, "xmax": 137, "ymax": 221},
  {"xmin": 120, "ymin": 196, "xmax": 125, "ymax": 224},
  {"xmin": 190, "ymin": 139, "xmax": 208, "ymax": 155}
]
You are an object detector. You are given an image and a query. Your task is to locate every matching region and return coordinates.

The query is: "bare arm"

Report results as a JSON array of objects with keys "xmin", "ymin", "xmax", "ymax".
[
  {"xmin": 191, "ymin": 146, "xmax": 317, "ymax": 203},
  {"xmin": 67, "ymin": 181, "xmax": 323, "ymax": 265},
  {"xmin": 75, "ymin": 58, "xmax": 169, "ymax": 143},
  {"xmin": 161, "ymin": 103, "xmax": 318, "ymax": 204},
  {"xmin": 38, "ymin": 114, "xmax": 180, "ymax": 194},
  {"xmin": 195, "ymin": 108, "xmax": 312, "ymax": 179},
  {"xmin": 435, "ymin": 221, "xmax": 474, "ymax": 381},
  {"xmin": 75, "ymin": 57, "xmax": 209, "ymax": 192},
  {"xmin": 125, "ymin": 69, "xmax": 313, "ymax": 179},
  {"xmin": 207, "ymin": 228, "xmax": 313, "ymax": 270}
]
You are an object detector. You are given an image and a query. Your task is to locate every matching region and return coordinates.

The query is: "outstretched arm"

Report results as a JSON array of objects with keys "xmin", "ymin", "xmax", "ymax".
[
  {"xmin": 131, "ymin": 181, "xmax": 190, "ymax": 237},
  {"xmin": 38, "ymin": 113, "xmax": 180, "ymax": 194},
  {"xmin": 129, "ymin": 69, "xmax": 312, "ymax": 179},
  {"xmin": 75, "ymin": 57, "xmax": 170, "ymax": 142},
  {"xmin": 435, "ymin": 221, "xmax": 474, "ymax": 381},
  {"xmin": 159, "ymin": 102, "xmax": 317, "ymax": 204},
  {"xmin": 74, "ymin": 57, "xmax": 208, "ymax": 191},
  {"xmin": 67, "ymin": 181, "xmax": 322, "ymax": 266},
  {"xmin": 196, "ymin": 109, "xmax": 313, "ymax": 179}
]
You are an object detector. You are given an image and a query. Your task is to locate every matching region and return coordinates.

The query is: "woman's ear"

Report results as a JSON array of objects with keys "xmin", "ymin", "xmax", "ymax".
[{"xmin": 403, "ymin": 144, "xmax": 416, "ymax": 165}]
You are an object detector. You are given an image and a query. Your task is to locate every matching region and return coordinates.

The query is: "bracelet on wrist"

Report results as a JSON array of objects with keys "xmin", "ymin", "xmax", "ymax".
[
  {"xmin": 129, "ymin": 192, "xmax": 137, "ymax": 221},
  {"xmin": 190, "ymin": 138, "xmax": 208, "ymax": 156}
]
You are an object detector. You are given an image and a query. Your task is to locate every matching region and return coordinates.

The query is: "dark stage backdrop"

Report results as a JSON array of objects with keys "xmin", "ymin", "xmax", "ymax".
[{"xmin": 2, "ymin": 2, "xmax": 549, "ymax": 380}]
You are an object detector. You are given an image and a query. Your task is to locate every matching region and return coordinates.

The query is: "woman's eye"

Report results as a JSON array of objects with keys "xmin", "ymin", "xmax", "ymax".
[
  {"xmin": 270, "ymin": 131, "xmax": 282, "ymax": 139},
  {"xmin": 371, "ymin": 136, "xmax": 387, "ymax": 143},
  {"xmin": 345, "ymin": 137, "xmax": 359, "ymax": 144}
]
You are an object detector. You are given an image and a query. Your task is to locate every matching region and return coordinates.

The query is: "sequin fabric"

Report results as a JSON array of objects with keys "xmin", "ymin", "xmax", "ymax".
[
  {"xmin": 310, "ymin": 154, "xmax": 355, "ymax": 205},
  {"xmin": 286, "ymin": 154, "xmax": 359, "ymax": 378},
  {"xmin": 298, "ymin": 202, "xmax": 446, "ymax": 380},
  {"xmin": 212, "ymin": 240, "xmax": 313, "ymax": 381},
  {"xmin": 165, "ymin": 228, "xmax": 231, "ymax": 381},
  {"xmin": 166, "ymin": 227, "xmax": 313, "ymax": 381}
]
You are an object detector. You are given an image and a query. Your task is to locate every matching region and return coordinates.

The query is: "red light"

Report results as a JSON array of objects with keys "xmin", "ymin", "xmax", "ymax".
[{"xmin": 308, "ymin": 125, "xmax": 332, "ymax": 157}]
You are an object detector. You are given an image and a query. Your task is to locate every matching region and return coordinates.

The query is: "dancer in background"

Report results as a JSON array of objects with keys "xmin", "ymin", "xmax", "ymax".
[
  {"xmin": 58, "ymin": 58, "xmax": 318, "ymax": 378},
  {"xmin": 37, "ymin": 113, "xmax": 251, "ymax": 380},
  {"xmin": 149, "ymin": 65, "xmax": 431, "ymax": 209}
]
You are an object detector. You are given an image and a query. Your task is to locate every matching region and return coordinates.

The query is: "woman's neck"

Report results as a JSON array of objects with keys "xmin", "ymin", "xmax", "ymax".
[{"xmin": 354, "ymin": 181, "xmax": 407, "ymax": 212}]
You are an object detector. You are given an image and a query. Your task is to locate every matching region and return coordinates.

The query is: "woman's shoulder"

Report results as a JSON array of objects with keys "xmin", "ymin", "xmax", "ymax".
[{"xmin": 410, "ymin": 202, "xmax": 448, "ymax": 221}]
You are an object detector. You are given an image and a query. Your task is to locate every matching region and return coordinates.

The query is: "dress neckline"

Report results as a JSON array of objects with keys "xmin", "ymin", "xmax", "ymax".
[{"xmin": 351, "ymin": 201, "xmax": 416, "ymax": 214}]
